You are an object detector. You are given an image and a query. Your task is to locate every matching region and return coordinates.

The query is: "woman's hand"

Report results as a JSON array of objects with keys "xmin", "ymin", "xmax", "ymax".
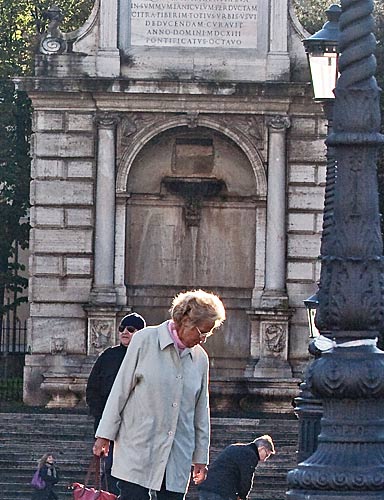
[
  {"xmin": 93, "ymin": 437, "xmax": 110, "ymax": 457},
  {"xmin": 192, "ymin": 463, "xmax": 208, "ymax": 484}
]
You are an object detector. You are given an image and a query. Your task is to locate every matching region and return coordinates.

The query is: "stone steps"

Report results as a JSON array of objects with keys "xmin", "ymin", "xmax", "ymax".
[{"xmin": 0, "ymin": 411, "xmax": 299, "ymax": 500}]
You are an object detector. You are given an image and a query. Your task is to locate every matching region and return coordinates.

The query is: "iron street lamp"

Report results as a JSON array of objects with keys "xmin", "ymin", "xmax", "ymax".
[
  {"xmin": 303, "ymin": 293, "xmax": 320, "ymax": 339},
  {"xmin": 294, "ymin": 5, "xmax": 341, "ymax": 463},
  {"xmin": 303, "ymin": 4, "xmax": 341, "ymax": 254},
  {"xmin": 294, "ymin": 292, "xmax": 322, "ymax": 463},
  {"xmin": 303, "ymin": 4, "xmax": 341, "ymax": 101},
  {"xmin": 287, "ymin": 0, "xmax": 384, "ymax": 497}
]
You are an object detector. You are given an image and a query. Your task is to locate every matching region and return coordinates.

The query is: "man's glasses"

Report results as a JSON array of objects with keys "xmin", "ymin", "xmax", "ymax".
[{"xmin": 118, "ymin": 325, "xmax": 136, "ymax": 333}]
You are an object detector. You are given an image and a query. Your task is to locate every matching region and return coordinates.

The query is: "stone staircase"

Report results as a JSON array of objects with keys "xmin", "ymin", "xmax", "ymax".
[{"xmin": 0, "ymin": 411, "xmax": 298, "ymax": 500}]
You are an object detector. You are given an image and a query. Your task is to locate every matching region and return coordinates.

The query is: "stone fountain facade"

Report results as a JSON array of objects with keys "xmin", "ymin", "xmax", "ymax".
[{"xmin": 18, "ymin": 0, "xmax": 327, "ymax": 413}]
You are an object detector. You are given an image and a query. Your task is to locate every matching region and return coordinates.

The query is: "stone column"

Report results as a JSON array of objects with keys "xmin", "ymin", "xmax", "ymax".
[
  {"xmin": 97, "ymin": 0, "xmax": 120, "ymax": 76},
  {"xmin": 90, "ymin": 112, "xmax": 118, "ymax": 305},
  {"xmin": 267, "ymin": 0, "xmax": 290, "ymax": 79},
  {"xmin": 247, "ymin": 115, "xmax": 294, "ymax": 383},
  {"xmin": 114, "ymin": 196, "xmax": 128, "ymax": 306},
  {"xmin": 261, "ymin": 115, "xmax": 291, "ymax": 308}
]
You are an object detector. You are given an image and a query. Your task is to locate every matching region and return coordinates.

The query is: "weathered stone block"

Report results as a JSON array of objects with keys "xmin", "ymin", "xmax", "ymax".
[
  {"xmin": 317, "ymin": 164, "xmax": 326, "ymax": 185},
  {"xmin": 288, "ymin": 234, "xmax": 321, "ymax": 259},
  {"xmin": 33, "ymin": 207, "xmax": 65, "ymax": 227},
  {"xmin": 32, "ymin": 159, "xmax": 65, "ymax": 179},
  {"xmin": 33, "ymin": 255, "xmax": 62, "ymax": 275},
  {"xmin": 67, "ymin": 160, "xmax": 94, "ymax": 178},
  {"xmin": 34, "ymin": 180, "xmax": 93, "ymax": 205},
  {"xmin": 315, "ymin": 213, "xmax": 324, "ymax": 232},
  {"xmin": 66, "ymin": 208, "xmax": 93, "ymax": 227},
  {"xmin": 30, "ymin": 302, "xmax": 87, "ymax": 318},
  {"xmin": 288, "ymin": 185, "xmax": 325, "ymax": 211},
  {"xmin": 289, "ymin": 164, "xmax": 316, "ymax": 184},
  {"xmin": 35, "ymin": 133, "xmax": 94, "ymax": 157},
  {"xmin": 289, "ymin": 139, "xmax": 327, "ymax": 162},
  {"xmin": 30, "ymin": 317, "xmax": 87, "ymax": 354},
  {"xmin": 67, "ymin": 113, "xmax": 95, "ymax": 132},
  {"xmin": 318, "ymin": 117, "xmax": 328, "ymax": 136},
  {"xmin": 290, "ymin": 117, "xmax": 316, "ymax": 136},
  {"xmin": 36, "ymin": 111, "xmax": 64, "ymax": 131},
  {"xmin": 287, "ymin": 282, "xmax": 319, "ymax": 308},
  {"xmin": 288, "ymin": 213, "xmax": 315, "ymax": 232},
  {"xmin": 287, "ymin": 323, "xmax": 311, "ymax": 358},
  {"xmin": 33, "ymin": 229, "xmax": 92, "ymax": 253},
  {"xmin": 287, "ymin": 261, "xmax": 314, "ymax": 281},
  {"xmin": 30, "ymin": 277, "xmax": 92, "ymax": 303},
  {"xmin": 65, "ymin": 257, "xmax": 92, "ymax": 276}
]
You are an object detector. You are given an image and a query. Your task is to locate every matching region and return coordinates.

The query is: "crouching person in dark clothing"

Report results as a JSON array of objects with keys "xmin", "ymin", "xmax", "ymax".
[{"xmin": 197, "ymin": 435, "xmax": 275, "ymax": 500}]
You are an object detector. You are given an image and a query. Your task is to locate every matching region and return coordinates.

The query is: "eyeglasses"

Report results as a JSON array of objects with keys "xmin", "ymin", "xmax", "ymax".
[
  {"xmin": 195, "ymin": 326, "xmax": 214, "ymax": 341},
  {"xmin": 118, "ymin": 325, "xmax": 136, "ymax": 333}
]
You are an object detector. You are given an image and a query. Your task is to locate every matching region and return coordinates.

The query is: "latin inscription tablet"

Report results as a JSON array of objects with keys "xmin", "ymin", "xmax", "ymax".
[{"xmin": 130, "ymin": 0, "xmax": 258, "ymax": 49}]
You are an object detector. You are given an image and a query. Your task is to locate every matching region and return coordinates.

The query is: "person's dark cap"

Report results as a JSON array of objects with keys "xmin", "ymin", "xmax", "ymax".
[{"xmin": 119, "ymin": 313, "xmax": 146, "ymax": 331}]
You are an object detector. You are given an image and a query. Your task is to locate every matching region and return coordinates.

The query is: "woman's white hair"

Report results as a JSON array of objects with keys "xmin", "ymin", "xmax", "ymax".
[{"xmin": 170, "ymin": 289, "xmax": 226, "ymax": 328}]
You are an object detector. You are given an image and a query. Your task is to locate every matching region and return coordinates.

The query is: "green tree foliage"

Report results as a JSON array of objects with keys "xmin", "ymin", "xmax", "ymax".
[
  {"xmin": 0, "ymin": 0, "xmax": 93, "ymax": 320},
  {"xmin": 0, "ymin": 79, "xmax": 30, "ymax": 316}
]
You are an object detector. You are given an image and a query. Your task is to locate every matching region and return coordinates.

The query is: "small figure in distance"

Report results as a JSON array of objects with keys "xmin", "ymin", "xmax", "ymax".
[
  {"xmin": 31, "ymin": 453, "xmax": 59, "ymax": 500},
  {"xmin": 197, "ymin": 435, "xmax": 275, "ymax": 500},
  {"xmin": 86, "ymin": 312, "xmax": 146, "ymax": 494}
]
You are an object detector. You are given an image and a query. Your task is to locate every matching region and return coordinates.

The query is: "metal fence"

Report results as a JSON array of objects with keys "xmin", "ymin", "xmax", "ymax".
[
  {"xmin": 0, "ymin": 309, "xmax": 27, "ymax": 401},
  {"xmin": 0, "ymin": 311, "xmax": 27, "ymax": 354},
  {"xmin": 0, "ymin": 376, "xmax": 23, "ymax": 401}
]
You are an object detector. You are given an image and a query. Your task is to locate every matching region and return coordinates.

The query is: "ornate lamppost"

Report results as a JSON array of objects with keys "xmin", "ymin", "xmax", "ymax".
[
  {"xmin": 294, "ymin": 5, "xmax": 341, "ymax": 463},
  {"xmin": 287, "ymin": 0, "xmax": 384, "ymax": 497}
]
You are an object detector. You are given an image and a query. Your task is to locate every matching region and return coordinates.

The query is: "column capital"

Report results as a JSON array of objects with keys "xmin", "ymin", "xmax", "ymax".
[
  {"xmin": 267, "ymin": 114, "xmax": 291, "ymax": 131},
  {"xmin": 96, "ymin": 112, "xmax": 120, "ymax": 128}
]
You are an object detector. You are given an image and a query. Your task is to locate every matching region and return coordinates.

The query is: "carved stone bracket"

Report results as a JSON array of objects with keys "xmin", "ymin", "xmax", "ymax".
[
  {"xmin": 247, "ymin": 308, "xmax": 294, "ymax": 379},
  {"xmin": 267, "ymin": 114, "xmax": 291, "ymax": 130},
  {"xmin": 186, "ymin": 112, "xmax": 199, "ymax": 128},
  {"xmin": 212, "ymin": 114, "xmax": 265, "ymax": 149},
  {"xmin": 85, "ymin": 305, "xmax": 122, "ymax": 355}
]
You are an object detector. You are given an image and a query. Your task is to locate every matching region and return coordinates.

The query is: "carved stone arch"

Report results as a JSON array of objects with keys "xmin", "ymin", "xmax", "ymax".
[
  {"xmin": 116, "ymin": 114, "xmax": 267, "ymax": 196},
  {"xmin": 114, "ymin": 112, "xmax": 268, "ymax": 373}
]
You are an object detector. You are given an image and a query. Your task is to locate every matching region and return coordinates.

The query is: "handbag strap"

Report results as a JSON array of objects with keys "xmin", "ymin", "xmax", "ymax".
[
  {"xmin": 84, "ymin": 455, "xmax": 109, "ymax": 491},
  {"xmin": 84, "ymin": 455, "xmax": 101, "ymax": 490}
]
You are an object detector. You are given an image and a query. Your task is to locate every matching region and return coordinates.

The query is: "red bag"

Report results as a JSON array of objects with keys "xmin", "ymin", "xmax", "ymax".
[
  {"xmin": 72, "ymin": 482, "xmax": 117, "ymax": 500},
  {"xmin": 71, "ymin": 456, "xmax": 117, "ymax": 500}
]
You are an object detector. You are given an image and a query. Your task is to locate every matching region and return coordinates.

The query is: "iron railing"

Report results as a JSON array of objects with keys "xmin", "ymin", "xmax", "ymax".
[
  {"xmin": 0, "ymin": 310, "xmax": 27, "ymax": 354},
  {"xmin": 0, "ymin": 308, "xmax": 27, "ymax": 401}
]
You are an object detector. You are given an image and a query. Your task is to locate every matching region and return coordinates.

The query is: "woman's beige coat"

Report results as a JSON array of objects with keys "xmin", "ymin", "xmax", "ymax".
[{"xmin": 95, "ymin": 321, "xmax": 210, "ymax": 493}]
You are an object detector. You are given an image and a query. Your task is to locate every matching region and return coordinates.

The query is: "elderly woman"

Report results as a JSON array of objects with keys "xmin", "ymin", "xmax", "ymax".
[{"xmin": 93, "ymin": 289, "xmax": 226, "ymax": 500}]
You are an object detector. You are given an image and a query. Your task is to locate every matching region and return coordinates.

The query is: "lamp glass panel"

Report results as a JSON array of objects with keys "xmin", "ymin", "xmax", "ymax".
[
  {"xmin": 308, "ymin": 53, "xmax": 338, "ymax": 99},
  {"xmin": 306, "ymin": 307, "xmax": 320, "ymax": 338}
]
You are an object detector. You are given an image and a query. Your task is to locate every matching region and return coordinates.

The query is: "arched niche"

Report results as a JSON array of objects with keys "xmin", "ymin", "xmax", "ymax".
[{"xmin": 116, "ymin": 122, "xmax": 266, "ymax": 376}]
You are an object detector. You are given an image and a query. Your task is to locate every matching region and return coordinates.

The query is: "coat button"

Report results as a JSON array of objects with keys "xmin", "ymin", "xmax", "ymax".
[
  {"xmin": 168, "ymin": 431, "xmax": 173, "ymax": 436},
  {"xmin": 172, "ymin": 402, "xmax": 178, "ymax": 407}
]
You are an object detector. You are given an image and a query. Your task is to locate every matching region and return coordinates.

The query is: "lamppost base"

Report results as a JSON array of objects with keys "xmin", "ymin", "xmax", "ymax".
[{"xmin": 287, "ymin": 491, "xmax": 384, "ymax": 499}]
